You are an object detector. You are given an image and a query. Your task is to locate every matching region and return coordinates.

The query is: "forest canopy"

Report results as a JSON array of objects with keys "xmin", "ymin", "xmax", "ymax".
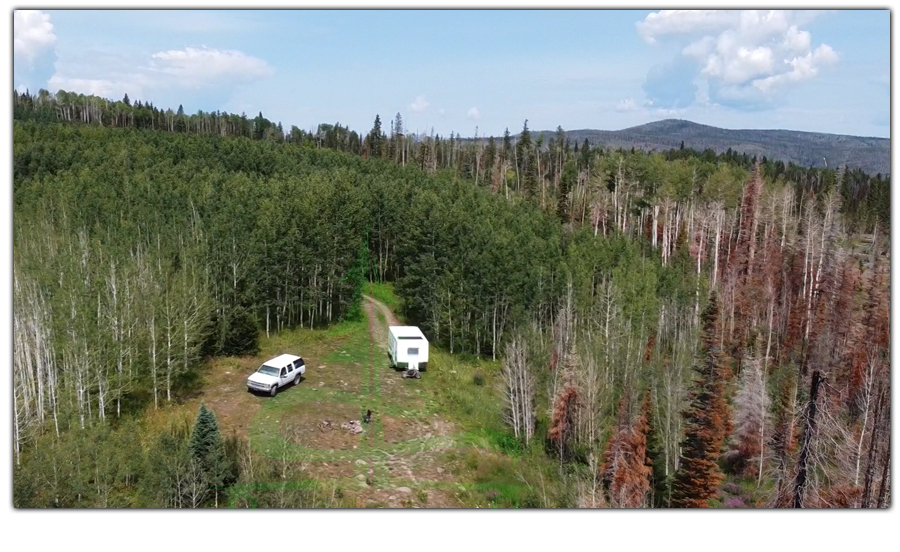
[{"xmin": 12, "ymin": 89, "xmax": 890, "ymax": 509}]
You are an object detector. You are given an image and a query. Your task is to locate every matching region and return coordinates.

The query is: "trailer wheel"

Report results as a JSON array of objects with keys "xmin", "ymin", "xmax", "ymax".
[{"xmin": 415, "ymin": 372, "xmax": 421, "ymax": 379}]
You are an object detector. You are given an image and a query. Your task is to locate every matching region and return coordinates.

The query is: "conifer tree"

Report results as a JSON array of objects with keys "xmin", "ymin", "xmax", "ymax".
[
  {"xmin": 670, "ymin": 293, "xmax": 730, "ymax": 507},
  {"xmin": 601, "ymin": 392, "xmax": 653, "ymax": 507},
  {"xmin": 368, "ymin": 115, "xmax": 383, "ymax": 158},
  {"xmin": 558, "ymin": 160, "xmax": 576, "ymax": 223},
  {"xmin": 502, "ymin": 128, "xmax": 512, "ymax": 162},
  {"xmin": 189, "ymin": 404, "xmax": 232, "ymax": 507}
]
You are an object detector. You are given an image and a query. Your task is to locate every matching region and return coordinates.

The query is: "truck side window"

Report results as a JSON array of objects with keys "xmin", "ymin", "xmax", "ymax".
[
  {"xmin": 287, "ymin": 363, "xmax": 293, "ymax": 373},
  {"xmin": 280, "ymin": 367, "xmax": 286, "ymax": 377}
]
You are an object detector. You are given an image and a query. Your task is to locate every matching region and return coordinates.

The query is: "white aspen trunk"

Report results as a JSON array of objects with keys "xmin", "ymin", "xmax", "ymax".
[
  {"xmin": 492, "ymin": 304, "xmax": 498, "ymax": 361},
  {"xmin": 712, "ymin": 207, "xmax": 723, "ymax": 289},
  {"xmin": 803, "ymin": 205, "xmax": 817, "ymax": 343},
  {"xmin": 150, "ymin": 314, "xmax": 158, "ymax": 409},
  {"xmin": 695, "ymin": 212, "xmax": 705, "ymax": 316},
  {"xmin": 652, "ymin": 205, "xmax": 659, "ymax": 249},
  {"xmin": 661, "ymin": 205, "xmax": 668, "ymax": 266},
  {"xmin": 165, "ymin": 300, "xmax": 173, "ymax": 403}
]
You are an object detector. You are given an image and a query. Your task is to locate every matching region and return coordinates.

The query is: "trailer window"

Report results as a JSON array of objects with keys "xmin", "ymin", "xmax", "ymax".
[{"xmin": 408, "ymin": 348, "xmax": 419, "ymax": 356}]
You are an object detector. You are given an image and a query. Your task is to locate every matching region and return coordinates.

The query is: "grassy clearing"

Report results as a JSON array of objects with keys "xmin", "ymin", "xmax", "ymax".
[
  {"xmin": 201, "ymin": 282, "xmax": 568, "ymax": 507},
  {"xmin": 257, "ymin": 320, "xmax": 364, "ymax": 362},
  {"xmin": 359, "ymin": 282, "xmax": 567, "ymax": 507},
  {"xmin": 321, "ymin": 329, "xmax": 371, "ymax": 364}
]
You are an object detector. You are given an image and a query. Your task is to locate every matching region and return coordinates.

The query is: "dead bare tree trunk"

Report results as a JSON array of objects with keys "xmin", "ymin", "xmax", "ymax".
[
  {"xmin": 792, "ymin": 370, "xmax": 822, "ymax": 508},
  {"xmin": 499, "ymin": 334, "xmax": 535, "ymax": 445}
]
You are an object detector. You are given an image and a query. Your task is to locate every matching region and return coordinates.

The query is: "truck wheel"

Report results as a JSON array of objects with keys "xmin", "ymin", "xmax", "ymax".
[
  {"xmin": 270, "ymin": 385, "xmax": 278, "ymax": 397},
  {"xmin": 294, "ymin": 374, "xmax": 301, "ymax": 386}
]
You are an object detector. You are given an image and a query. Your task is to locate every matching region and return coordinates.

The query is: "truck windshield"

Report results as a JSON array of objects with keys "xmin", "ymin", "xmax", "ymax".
[{"xmin": 257, "ymin": 365, "xmax": 279, "ymax": 376}]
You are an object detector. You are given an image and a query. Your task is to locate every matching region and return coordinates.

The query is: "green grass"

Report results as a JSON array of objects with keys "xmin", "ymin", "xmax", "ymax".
[
  {"xmin": 365, "ymin": 281, "xmax": 401, "ymax": 310},
  {"xmin": 324, "ymin": 317, "xmax": 368, "ymax": 337},
  {"xmin": 257, "ymin": 319, "xmax": 366, "ymax": 362},
  {"xmin": 321, "ymin": 328, "xmax": 370, "ymax": 364},
  {"xmin": 420, "ymin": 350, "xmax": 504, "ymax": 434},
  {"xmin": 412, "ymin": 348, "xmax": 568, "ymax": 507},
  {"xmin": 243, "ymin": 288, "xmax": 565, "ymax": 507}
]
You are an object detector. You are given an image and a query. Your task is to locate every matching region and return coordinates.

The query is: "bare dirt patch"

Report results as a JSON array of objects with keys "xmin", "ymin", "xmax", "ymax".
[
  {"xmin": 306, "ymin": 361, "xmax": 363, "ymax": 394},
  {"xmin": 382, "ymin": 415, "xmax": 457, "ymax": 444},
  {"xmin": 198, "ymin": 356, "xmax": 268, "ymax": 438},
  {"xmin": 299, "ymin": 460, "xmax": 357, "ymax": 480},
  {"xmin": 354, "ymin": 488, "xmax": 462, "ymax": 509},
  {"xmin": 280, "ymin": 401, "xmax": 366, "ymax": 450}
]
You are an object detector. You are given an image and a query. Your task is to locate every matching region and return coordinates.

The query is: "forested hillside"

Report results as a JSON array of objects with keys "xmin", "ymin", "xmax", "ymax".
[
  {"xmin": 549, "ymin": 119, "xmax": 891, "ymax": 176},
  {"xmin": 13, "ymin": 89, "xmax": 891, "ymax": 508}
]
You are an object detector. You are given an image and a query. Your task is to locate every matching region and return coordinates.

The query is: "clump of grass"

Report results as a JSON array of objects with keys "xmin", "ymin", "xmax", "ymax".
[
  {"xmin": 419, "ymin": 351, "xmax": 502, "ymax": 433},
  {"xmin": 472, "ymin": 372, "xmax": 485, "ymax": 386},
  {"xmin": 365, "ymin": 281, "xmax": 401, "ymax": 310},
  {"xmin": 324, "ymin": 318, "xmax": 367, "ymax": 337},
  {"xmin": 321, "ymin": 330, "xmax": 370, "ymax": 364}
]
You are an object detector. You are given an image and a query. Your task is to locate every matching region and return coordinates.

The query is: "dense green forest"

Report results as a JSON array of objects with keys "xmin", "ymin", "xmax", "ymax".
[{"xmin": 13, "ymin": 89, "xmax": 890, "ymax": 508}]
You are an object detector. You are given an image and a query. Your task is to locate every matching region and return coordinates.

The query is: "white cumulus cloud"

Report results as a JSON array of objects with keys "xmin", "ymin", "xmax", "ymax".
[
  {"xmin": 14, "ymin": 10, "xmax": 57, "ymax": 65},
  {"xmin": 48, "ymin": 46, "xmax": 275, "ymax": 105},
  {"xmin": 149, "ymin": 46, "xmax": 274, "ymax": 87},
  {"xmin": 467, "ymin": 107, "xmax": 480, "ymax": 120},
  {"xmin": 636, "ymin": 10, "xmax": 736, "ymax": 44},
  {"xmin": 638, "ymin": 10, "xmax": 837, "ymax": 110},
  {"xmin": 409, "ymin": 95, "xmax": 429, "ymax": 112},
  {"xmin": 752, "ymin": 44, "xmax": 838, "ymax": 93}
]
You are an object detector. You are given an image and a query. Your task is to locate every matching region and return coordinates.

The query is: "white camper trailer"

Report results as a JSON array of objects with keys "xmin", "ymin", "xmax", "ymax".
[{"xmin": 388, "ymin": 326, "xmax": 429, "ymax": 377}]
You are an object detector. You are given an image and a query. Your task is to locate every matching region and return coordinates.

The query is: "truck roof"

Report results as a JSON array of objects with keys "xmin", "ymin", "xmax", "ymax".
[
  {"xmin": 389, "ymin": 326, "xmax": 427, "ymax": 341},
  {"xmin": 263, "ymin": 354, "xmax": 301, "ymax": 368}
]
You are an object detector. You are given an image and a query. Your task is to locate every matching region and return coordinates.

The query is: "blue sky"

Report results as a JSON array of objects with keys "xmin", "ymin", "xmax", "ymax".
[{"xmin": 12, "ymin": 8, "xmax": 891, "ymax": 138}]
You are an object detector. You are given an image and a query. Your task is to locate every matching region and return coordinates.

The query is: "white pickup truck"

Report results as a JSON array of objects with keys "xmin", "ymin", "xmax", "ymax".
[{"xmin": 247, "ymin": 354, "xmax": 306, "ymax": 396}]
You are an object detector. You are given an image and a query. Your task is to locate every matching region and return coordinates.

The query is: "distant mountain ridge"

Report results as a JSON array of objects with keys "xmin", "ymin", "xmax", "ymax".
[{"xmin": 532, "ymin": 119, "xmax": 890, "ymax": 176}]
